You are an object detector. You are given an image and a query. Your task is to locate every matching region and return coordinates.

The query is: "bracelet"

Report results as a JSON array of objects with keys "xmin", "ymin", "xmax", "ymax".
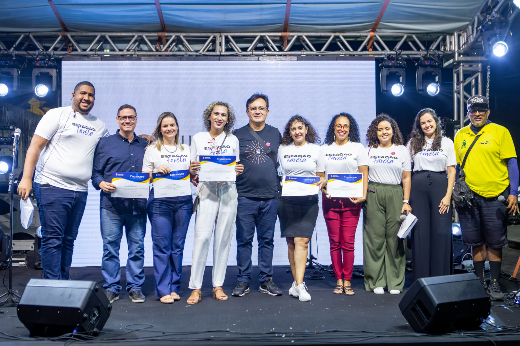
[{"xmin": 403, "ymin": 200, "xmax": 409, "ymax": 204}]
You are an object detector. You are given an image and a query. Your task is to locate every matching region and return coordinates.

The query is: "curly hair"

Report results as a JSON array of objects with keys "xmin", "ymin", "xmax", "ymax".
[
  {"xmin": 149, "ymin": 112, "xmax": 185, "ymax": 152},
  {"xmin": 324, "ymin": 112, "xmax": 360, "ymax": 145},
  {"xmin": 366, "ymin": 113, "xmax": 404, "ymax": 148},
  {"xmin": 202, "ymin": 101, "xmax": 236, "ymax": 135},
  {"xmin": 407, "ymin": 108, "xmax": 442, "ymax": 156},
  {"xmin": 281, "ymin": 115, "xmax": 320, "ymax": 145}
]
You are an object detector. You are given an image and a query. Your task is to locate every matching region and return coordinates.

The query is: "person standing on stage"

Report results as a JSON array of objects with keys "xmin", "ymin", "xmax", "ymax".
[
  {"xmin": 320, "ymin": 113, "xmax": 368, "ymax": 295},
  {"xmin": 407, "ymin": 108, "xmax": 456, "ymax": 281},
  {"xmin": 278, "ymin": 115, "xmax": 326, "ymax": 302},
  {"xmin": 17, "ymin": 81, "xmax": 109, "ymax": 280},
  {"xmin": 143, "ymin": 112, "xmax": 193, "ymax": 304},
  {"xmin": 364, "ymin": 113, "xmax": 411, "ymax": 295},
  {"xmin": 454, "ymin": 95, "xmax": 518, "ymax": 300},
  {"xmin": 187, "ymin": 101, "xmax": 244, "ymax": 304},
  {"xmin": 92, "ymin": 104, "xmax": 147, "ymax": 304},
  {"xmin": 232, "ymin": 93, "xmax": 283, "ymax": 297}
]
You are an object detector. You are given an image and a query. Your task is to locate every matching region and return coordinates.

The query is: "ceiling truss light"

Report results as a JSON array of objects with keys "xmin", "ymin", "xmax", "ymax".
[
  {"xmin": 32, "ymin": 59, "xmax": 58, "ymax": 98},
  {"xmin": 416, "ymin": 57, "xmax": 442, "ymax": 96},
  {"xmin": 380, "ymin": 56, "xmax": 406, "ymax": 96},
  {"xmin": 0, "ymin": 67, "xmax": 19, "ymax": 97},
  {"xmin": 481, "ymin": 18, "xmax": 510, "ymax": 58}
]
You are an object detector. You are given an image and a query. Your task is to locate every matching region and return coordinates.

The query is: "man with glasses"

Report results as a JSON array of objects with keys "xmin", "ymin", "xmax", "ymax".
[
  {"xmin": 232, "ymin": 93, "xmax": 283, "ymax": 297},
  {"xmin": 454, "ymin": 95, "xmax": 518, "ymax": 300},
  {"xmin": 92, "ymin": 104, "xmax": 148, "ymax": 303}
]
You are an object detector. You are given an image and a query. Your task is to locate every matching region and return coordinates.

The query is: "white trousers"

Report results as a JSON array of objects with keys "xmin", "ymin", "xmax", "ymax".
[{"xmin": 188, "ymin": 182, "xmax": 238, "ymax": 289}]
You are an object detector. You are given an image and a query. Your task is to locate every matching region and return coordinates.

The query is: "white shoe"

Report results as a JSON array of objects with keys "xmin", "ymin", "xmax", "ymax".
[
  {"xmin": 289, "ymin": 281, "xmax": 298, "ymax": 297},
  {"xmin": 295, "ymin": 283, "xmax": 311, "ymax": 302},
  {"xmin": 373, "ymin": 287, "xmax": 384, "ymax": 294},
  {"xmin": 389, "ymin": 289, "xmax": 401, "ymax": 295}
]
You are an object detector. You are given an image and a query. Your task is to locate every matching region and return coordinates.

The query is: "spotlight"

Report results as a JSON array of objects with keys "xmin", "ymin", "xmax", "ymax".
[
  {"xmin": 416, "ymin": 56, "xmax": 442, "ymax": 96},
  {"xmin": 391, "ymin": 83, "xmax": 404, "ymax": 97},
  {"xmin": 452, "ymin": 223, "xmax": 461, "ymax": 237},
  {"xmin": 481, "ymin": 18, "xmax": 510, "ymax": 57},
  {"xmin": 32, "ymin": 60, "xmax": 57, "ymax": 98},
  {"xmin": 0, "ymin": 83, "xmax": 7, "ymax": 97},
  {"xmin": 380, "ymin": 55, "xmax": 406, "ymax": 96},
  {"xmin": 515, "ymin": 0, "xmax": 520, "ymax": 9},
  {"xmin": 34, "ymin": 84, "xmax": 49, "ymax": 97},
  {"xmin": 0, "ymin": 156, "xmax": 12, "ymax": 175},
  {"xmin": 0, "ymin": 67, "xmax": 19, "ymax": 96},
  {"xmin": 427, "ymin": 83, "xmax": 440, "ymax": 96},
  {"xmin": 492, "ymin": 41, "xmax": 508, "ymax": 57}
]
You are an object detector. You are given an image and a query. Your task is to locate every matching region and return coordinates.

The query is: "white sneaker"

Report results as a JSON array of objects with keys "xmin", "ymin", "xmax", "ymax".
[
  {"xmin": 295, "ymin": 283, "xmax": 311, "ymax": 302},
  {"xmin": 289, "ymin": 281, "xmax": 298, "ymax": 297},
  {"xmin": 389, "ymin": 289, "xmax": 401, "ymax": 295},
  {"xmin": 373, "ymin": 287, "xmax": 384, "ymax": 294}
]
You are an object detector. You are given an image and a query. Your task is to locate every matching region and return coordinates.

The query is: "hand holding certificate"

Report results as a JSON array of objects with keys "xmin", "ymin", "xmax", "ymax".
[
  {"xmin": 152, "ymin": 170, "xmax": 191, "ymax": 198},
  {"xmin": 198, "ymin": 155, "xmax": 236, "ymax": 182},
  {"xmin": 326, "ymin": 173, "xmax": 363, "ymax": 198},
  {"xmin": 111, "ymin": 172, "xmax": 149, "ymax": 198},
  {"xmin": 282, "ymin": 176, "xmax": 320, "ymax": 196}
]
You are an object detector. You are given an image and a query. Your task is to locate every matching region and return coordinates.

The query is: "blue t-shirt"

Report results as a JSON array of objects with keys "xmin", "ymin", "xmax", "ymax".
[{"xmin": 235, "ymin": 124, "xmax": 282, "ymax": 199}]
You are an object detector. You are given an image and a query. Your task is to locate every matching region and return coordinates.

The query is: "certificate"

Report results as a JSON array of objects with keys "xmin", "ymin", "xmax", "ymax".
[
  {"xmin": 281, "ymin": 176, "xmax": 320, "ymax": 197},
  {"xmin": 111, "ymin": 172, "xmax": 149, "ymax": 198},
  {"xmin": 152, "ymin": 170, "xmax": 191, "ymax": 198},
  {"xmin": 327, "ymin": 173, "xmax": 363, "ymax": 198},
  {"xmin": 198, "ymin": 155, "xmax": 236, "ymax": 182}
]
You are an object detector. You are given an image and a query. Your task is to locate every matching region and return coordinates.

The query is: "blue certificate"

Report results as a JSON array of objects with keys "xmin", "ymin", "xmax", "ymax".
[
  {"xmin": 282, "ymin": 176, "xmax": 320, "ymax": 196},
  {"xmin": 152, "ymin": 170, "xmax": 191, "ymax": 198},
  {"xmin": 111, "ymin": 172, "xmax": 150, "ymax": 198},
  {"xmin": 327, "ymin": 173, "xmax": 363, "ymax": 198},
  {"xmin": 198, "ymin": 155, "xmax": 236, "ymax": 182}
]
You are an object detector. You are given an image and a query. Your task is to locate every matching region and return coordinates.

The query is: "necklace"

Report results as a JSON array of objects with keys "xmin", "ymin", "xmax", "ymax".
[{"xmin": 163, "ymin": 144, "xmax": 178, "ymax": 153}]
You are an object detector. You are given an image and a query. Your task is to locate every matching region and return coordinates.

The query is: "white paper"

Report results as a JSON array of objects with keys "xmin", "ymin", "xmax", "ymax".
[
  {"xmin": 152, "ymin": 170, "xmax": 191, "ymax": 198},
  {"xmin": 398, "ymin": 213, "xmax": 418, "ymax": 239},
  {"xmin": 111, "ymin": 172, "xmax": 150, "ymax": 199},
  {"xmin": 281, "ymin": 176, "xmax": 320, "ymax": 197},
  {"xmin": 198, "ymin": 155, "xmax": 236, "ymax": 182},
  {"xmin": 20, "ymin": 197, "xmax": 34, "ymax": 229},
  {"xmin": 327, "ymin": 173, "xmax": 363, "ymax": 198}
]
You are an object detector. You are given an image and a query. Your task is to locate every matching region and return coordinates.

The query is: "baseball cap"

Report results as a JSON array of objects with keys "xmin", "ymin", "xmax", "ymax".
[{"xmin": 467, "ymin": 95, "xmax": 489, "ymax": 109}]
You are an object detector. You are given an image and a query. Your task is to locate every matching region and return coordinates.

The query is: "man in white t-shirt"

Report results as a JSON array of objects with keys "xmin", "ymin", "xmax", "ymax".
[{"xmin": 18, "ymin": 81, "xmax": 109, "ymax": 280}]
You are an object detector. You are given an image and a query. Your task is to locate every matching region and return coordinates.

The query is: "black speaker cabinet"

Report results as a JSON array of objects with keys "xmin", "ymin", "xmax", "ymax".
[
  {"xmin": 17, "ymin": 279, "xmax": 112, "ymax": 337},
  {"xmin": 399, "ymin": 273, "xmax": 491, "ymax": 334}
]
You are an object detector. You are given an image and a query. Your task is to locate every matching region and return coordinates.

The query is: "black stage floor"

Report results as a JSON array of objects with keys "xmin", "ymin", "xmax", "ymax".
[{"xmin": 1, "ymin": 266, "xmax": 520, "ymax": 345}]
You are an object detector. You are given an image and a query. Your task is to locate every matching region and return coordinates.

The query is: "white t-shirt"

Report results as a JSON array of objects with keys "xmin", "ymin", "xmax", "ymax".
[
  {"xmin": 191, "ymin": 131, "xmax": 240, "ymax": 161},
  {"xmin": 142, "ymin": 144, "xmax": 191, "ymax": 172},
  {"xmin": 408, "ymin": 137, "xmax": 457, "ymax": 172},
  {"xmin": 367, "ymin": 144, "xmax": 411, "ymax": 185},
  {"xmin": 320, "ymin": 141, "xmax": 368, "ymax": 177},
  {"xmin": 34, "ymin": 106, "xmax": 109, "ymax": 191},
  {"xmin": 278, "ymin": 142, "xmax": 325, "ymax": 177}
]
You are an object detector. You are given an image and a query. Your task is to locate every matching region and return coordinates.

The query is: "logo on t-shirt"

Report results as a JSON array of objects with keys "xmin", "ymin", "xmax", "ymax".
[
  {"xmin": 246, "ymin": 141, "xmax": 268, "ymax": 164},
  {"xmin": 371, "ymin": 155, "xmax": 398, "ymax": 164},
  {"xmin": 72, "ymin": 123, "xmax": 96, "ymax": 137},
  {"xmin": 284, "ymin": 154, "xmax": 310, "ymax": 163},
  {"xmin": 161, "ymin": 154, "xmax": 189, "ymax": 163},
  {"xmin": 325, "ymin": 153, "xmax": 353, "ymax": 161}
]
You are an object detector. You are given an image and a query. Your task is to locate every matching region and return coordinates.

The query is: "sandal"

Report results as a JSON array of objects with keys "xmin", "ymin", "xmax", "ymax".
[
  {"xmin": 170, "ymin": 292, "xmax": 181, "ymax": 301},
  {"xmin": 212, "ymin": 286, "xmax": 228, "ymax": 301},
  {"xmin": 333, "ymin": 285, "xmax": 344, "ymax": 294},
  {"xmin": 187, "ymin": 289, "xmax": 201, "ymax": 305},
  {"xmin": 160, "ymin": 295, "xmax": 174, "ymax": 304},
  {"xmin": 343, "ymin": 284, "xmax": 355, "ymax": 296}
]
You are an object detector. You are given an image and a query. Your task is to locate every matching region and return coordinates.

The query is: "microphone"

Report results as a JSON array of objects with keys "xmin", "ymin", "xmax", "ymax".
[
  {"xmin": 497, "ymin": 195, "xmax": 508, "ymax": 205},
  {"xmin": 13, "ymin": 128, "xmax": 20, "ymax": 145},
  {"xmin": 400, "ymin": 213, "xmax": 407, "ymax": 222}
]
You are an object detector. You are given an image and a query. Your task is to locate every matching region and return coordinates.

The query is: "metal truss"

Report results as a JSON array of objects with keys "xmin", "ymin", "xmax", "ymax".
[{"xmin": 453, "ymin": 63, "xmax": 485, "ymax": 129}]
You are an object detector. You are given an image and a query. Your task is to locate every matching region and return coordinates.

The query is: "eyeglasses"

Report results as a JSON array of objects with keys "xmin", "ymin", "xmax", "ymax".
[
  {"xmin": 335, "ymin": 124, "xmax": 350, "ymax": 130},
  {"xmin": 117, "ymin": 116, "xmax": 137, "ymax": 122},
  {"xmin": 247, "ymin": 106, "xmax": 268, "ymax": 112},
  {"xmin": 468, "ymin": 109, "xmax": 489, "ymax": 115}
]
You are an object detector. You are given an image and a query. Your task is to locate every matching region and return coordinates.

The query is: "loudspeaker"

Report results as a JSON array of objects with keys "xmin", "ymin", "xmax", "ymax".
[
  {"xmin": 399, "ymin": 273, "xmax": 490, "ymax": 334},
  {"xmin": 17, "ymin": 279, "xmax": 112, "ymax": 337}
]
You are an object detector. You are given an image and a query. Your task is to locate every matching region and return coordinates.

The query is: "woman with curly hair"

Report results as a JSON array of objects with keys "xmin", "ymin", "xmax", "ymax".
[
  {"xmin": 143, "ymin": 112, "xmax": 193, "ymax": 304},
  {"xmin": 406, "ymin": 108, "xmax": 456, "ymax": 281},
  {"xmin": 278, "ymin": 115, "xmax": 326, "ymax": 302},
  {"xmin": 364, "ymin": 113, "xmax": 411, "ymax": 295},
  {"xmin": 320, "ymin": 113, "xmax": 368, "ymax": 295},
  {"xmin": 186, "ymin": 101, "xmax": 244, "ymax": 304}
]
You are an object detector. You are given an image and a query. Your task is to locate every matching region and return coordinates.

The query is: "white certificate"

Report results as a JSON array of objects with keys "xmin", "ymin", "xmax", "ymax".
[
  {"xmin": 281, "ymin": 176, "xmax": 320, "ymax": 197},
  {"xmin": 327, "ymin": 173, "xmax": 363, "ymax": 198},
  {"xmin": 111, "ymin": 172, "xmax": 149, "ymax": 199},
  {"xmin": 198, "ymin": 155, "xmax": 236, "ymax": 182},
  {"xmin": 152, "ymin": 170, "xmax": 191, "ymax": 198}
]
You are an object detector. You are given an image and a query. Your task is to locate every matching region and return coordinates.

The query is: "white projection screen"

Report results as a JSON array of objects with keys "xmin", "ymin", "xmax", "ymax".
[{"xmin": 61, "ymin": 59, "xmax": 376, "ymax": 268}]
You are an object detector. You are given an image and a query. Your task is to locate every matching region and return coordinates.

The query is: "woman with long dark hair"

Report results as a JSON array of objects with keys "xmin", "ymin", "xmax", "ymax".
[
  {"xmin": 277, "ymin": 115, "xmax": 325, "ymax": 302},
  {"xmin": 320, "ymin": 113, "xmax": 368, "ymax": 295},
  {"xmin": 143, "ymin": 112, "xmax": 193, "ymax": 304},
  {"xmin": 364, "ymin": 113, "xmax": 411, "ymax": 295},
  {"xmin": 407, "ymin": 108, "xmax": 456, "ymax": 281}
]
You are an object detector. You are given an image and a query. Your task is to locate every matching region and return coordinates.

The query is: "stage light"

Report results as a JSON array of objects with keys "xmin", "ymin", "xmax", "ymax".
[
  {"xmin": 481, "ymin": 17, "xmax": 510, "ymax": 57},
  {"xmin": 416, "ymin": 56, "xmax": 442, "ymax": 96},
  {"xmin": 514, "ymin": 0, "xmax": 520, "ymax": 9},
  {"xmin": 0, "ymin": 156, "xmax": 12, "ymax": 175},
  {"xmin": 34, "ymin": 84, "xmax": 49, "ymax": 97},
  {"xmin": 0, "ymin": 67, "xmax": 19, "ymax": 96},
  {"xmin": 492, "ymin": 41, "xmax": 508, "ymax": 57},
  {"xmin": 391, "ymin": 83, "xmax": 404, "ymax": 97},
  {"xmin": 427, "ymin": 83, "xmax": 440, "ymax": 96},
  {"xmin": 0, "ymin": 83, "xmax": 7, "ymax": 97},
  {"xmin": 452, "ymin": 223, "xmax": 461, "ymax": 237}
]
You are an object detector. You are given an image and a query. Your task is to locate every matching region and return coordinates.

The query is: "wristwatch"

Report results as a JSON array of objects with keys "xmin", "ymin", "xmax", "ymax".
[{"xmin": 403, "ymin": 200, "xmax": 409, "ymax": 204}]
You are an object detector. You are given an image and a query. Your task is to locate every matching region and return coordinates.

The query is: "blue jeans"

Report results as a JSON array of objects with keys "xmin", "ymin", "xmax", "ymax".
[
  {"xmin": 236, "ymin": 196, "xmax": 278, "ymax": 283},
  {"xmin": 34, "ymin": 183, "xmax": 88, "ymax": 280},
  {"xmin": 147, "ymin": 191, "xmax": 193, "ymax": 297},
  {"xmin": 100, "ymin": 208, "xmax": 147, "ymax": 294}
]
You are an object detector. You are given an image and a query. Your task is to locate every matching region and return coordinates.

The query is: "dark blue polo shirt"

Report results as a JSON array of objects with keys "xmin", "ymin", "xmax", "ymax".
[{"xmin": 92, "ymin": 130, "xmax": 148, "ymax": 215}]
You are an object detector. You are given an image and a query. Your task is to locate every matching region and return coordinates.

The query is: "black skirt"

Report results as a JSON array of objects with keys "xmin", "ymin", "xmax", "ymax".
[{"xmin": 277, "ymin": 195, "xmax": 319, "ymax": 238}]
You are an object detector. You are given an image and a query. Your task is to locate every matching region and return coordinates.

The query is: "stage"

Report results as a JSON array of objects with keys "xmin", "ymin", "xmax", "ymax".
[{"xmin": 1, "ymin": 264, "xmax": 520, "ymax": 345}]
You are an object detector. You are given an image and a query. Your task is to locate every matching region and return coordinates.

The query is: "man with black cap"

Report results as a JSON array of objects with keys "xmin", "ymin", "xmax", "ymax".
[{"xmin": 454, "ymin": 95, "xmax": 518, "ymax": 300}]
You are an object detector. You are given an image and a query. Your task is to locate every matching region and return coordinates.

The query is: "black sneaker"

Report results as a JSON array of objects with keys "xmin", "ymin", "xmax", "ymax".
[
  {"xmin": 129, "ymin": 290, "xmax": 146, "ymax": 303},
  {"xmin": 259, "ymin": 278, "xmax": 282, "ymax": 296},
  {"xmin": 487, "ymin": 280, "xmax": 504, "ymax": 301},
  {"xmin": 106, "ymin": 290, "xmax": 119, "ymax": 304},
  {"xmin": 232, "ymin": 282, "xmax": 250, "ymax": 297}
]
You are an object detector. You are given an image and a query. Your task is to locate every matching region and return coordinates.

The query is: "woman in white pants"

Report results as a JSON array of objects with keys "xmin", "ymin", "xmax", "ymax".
[{"xmin": 187, "ymin": 101, "xmax": 243, "ymax": 304}]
